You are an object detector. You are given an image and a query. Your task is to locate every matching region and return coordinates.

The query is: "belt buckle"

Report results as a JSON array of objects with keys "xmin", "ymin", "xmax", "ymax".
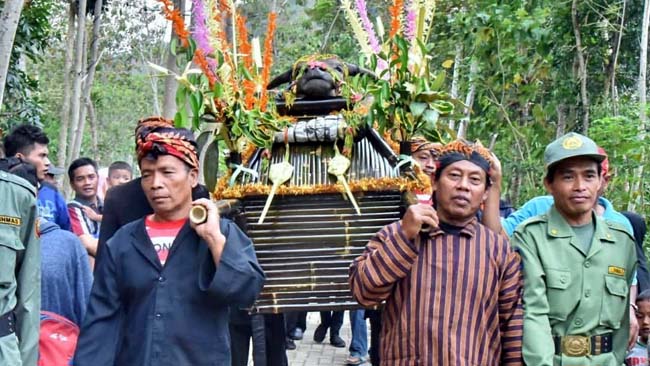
[{"xmin": 562, "ymin": 335, "xmax": 590, "ymax": 357}]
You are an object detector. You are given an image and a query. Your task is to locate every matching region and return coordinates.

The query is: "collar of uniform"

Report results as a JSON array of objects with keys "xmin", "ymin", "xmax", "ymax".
[
  {"xmin": 546, "ymin": 205, "xmax": 615, "ymax": 242},
  {"xmin": 429, "ymin": 217, "xmax": 478, "ymax": 238},
  {"xmin": 593, "ymin": 212, "xmax": 617, "ymax": 243}
]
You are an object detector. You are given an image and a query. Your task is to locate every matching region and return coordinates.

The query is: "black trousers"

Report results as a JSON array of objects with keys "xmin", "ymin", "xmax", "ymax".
[
  {"xmin": 366, "ymin": 309, "xmax": 382, "ymax": 366},
  {"xmin": 285, "ymin": 311, "xmax": 307, "ymax": 332},
  {"xmin": 318, "ymin": 311, "xmax": 344, "ymax": 336},
  {"xmin": 229, "ymin": 312, "xmax": 287, "ymax": 366},
  {"xmin": 264, "ymin": 314, "xmax": 288, "ymax": 366}
]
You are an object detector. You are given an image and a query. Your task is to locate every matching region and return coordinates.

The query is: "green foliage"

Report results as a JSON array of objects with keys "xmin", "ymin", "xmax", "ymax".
[
  {"xmin": 13, "ymin": 0, "xmax": 650, "ymax": 227},
  {"xmin": 0, "ymin": 0, "xmax": 59, "ymax": 129},
  {"xmin": 363, "ymin": 35, "xmax": 459, "ymax": 142}
]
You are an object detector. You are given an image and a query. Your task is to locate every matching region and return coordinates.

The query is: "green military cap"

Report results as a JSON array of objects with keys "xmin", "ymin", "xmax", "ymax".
[{"xmin": 544, "ymin": 132, "xmax": 606, "ymax": 170}]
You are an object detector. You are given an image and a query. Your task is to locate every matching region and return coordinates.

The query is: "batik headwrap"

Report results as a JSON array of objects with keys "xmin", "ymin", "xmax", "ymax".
[
  {"xmin": 136, "ymin": 126, "xmax": 199, "ymax": 170},
  {"xmin": 134, "ymin": 116, "xmax": 173, "ymax": 142},
  {"xmin": 410, "ymin": 136, "xmax": 443, "ymax": 157},
  {"xmin": 435, "ymin": 140, "xmax": 493, "ymax": 179}
]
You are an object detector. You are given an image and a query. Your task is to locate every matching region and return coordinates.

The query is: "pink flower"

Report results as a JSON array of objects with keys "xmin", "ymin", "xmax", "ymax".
[
  {"xmin": 405, "ymin": 3, "xmax": 416, "ymax": 41},
  {"xmin": 355, "ymin": 0, "xmax": 380, "ymax": 54},
  {"xmin": 307, "ymin": 60, "xmax": 329, "ymax": 70},
  {"xmin": 191, "ymin": 0, "xmax": 216, "ymax": 70}
]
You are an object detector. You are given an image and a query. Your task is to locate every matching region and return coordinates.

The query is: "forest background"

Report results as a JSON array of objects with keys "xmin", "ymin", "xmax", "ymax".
[{"xmin": 1, "ymin": 0, "xmax": 649, "ymax": 240}]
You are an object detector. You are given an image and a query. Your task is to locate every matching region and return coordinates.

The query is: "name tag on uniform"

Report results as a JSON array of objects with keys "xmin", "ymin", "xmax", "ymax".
[
  {"xmin": 608, "ymin": 266, "xmax": 625, "ymax": 276},
  {"xmin": 0, "ymin": 215, "xmax": 21, "ymax": 227}
]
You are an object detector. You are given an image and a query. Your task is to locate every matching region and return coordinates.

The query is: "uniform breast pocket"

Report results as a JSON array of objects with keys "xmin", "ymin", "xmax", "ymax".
[
  {"xmin": 545, "ymin": 268, "xmax": 573, "ymax": 321},
  {"xmin": 0, "ymin": 230, "xmax": 25, "ymax": 289},
  {"xmin": 600, "ymin": 274, "xmax": 628, "ymax": 329}
]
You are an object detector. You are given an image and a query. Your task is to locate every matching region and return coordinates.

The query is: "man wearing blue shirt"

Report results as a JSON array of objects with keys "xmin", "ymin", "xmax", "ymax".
[
  {"xmin": 501, "ymin": 195, "xmax": 632, "ymax": 237},
  {"xmin": 38, "ymin": 166, "xmax": 72, "ymax": 231}
]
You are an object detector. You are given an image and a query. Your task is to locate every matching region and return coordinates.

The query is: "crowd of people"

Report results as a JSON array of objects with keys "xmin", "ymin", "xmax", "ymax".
[{"xmin": 0, "ymin": 118, "xmax": 647, "ymax": 366}]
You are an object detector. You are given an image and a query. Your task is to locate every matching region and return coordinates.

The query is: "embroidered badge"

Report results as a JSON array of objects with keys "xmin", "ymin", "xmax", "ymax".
[
  {"xmin": 0, "ymin": 215, "xmax": 21, "ymax": 227},
  {"xmin": 562, "ymin": 136, "xmax": 583, "ymax": 150},
  {"xmin": 608, "ymin": 266, "xmax": 625, "ymax": 276}
]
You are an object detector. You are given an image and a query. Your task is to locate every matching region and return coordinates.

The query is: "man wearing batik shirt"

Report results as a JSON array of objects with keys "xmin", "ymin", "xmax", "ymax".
[
  {"xmin": 350, "ymin": 140, "xmax": 523, "ymax": 366},
  {"xmin": 74, "ymin": 125, "xmax": 265, "ymax": 365}
]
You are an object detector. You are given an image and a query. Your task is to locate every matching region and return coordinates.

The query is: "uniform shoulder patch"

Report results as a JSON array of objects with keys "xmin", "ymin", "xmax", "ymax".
[
  {"xmin": 0, "ymin": 171, "xmax": 37, "ymax": 196},
  {"xmin": 606, "ymin": 220, "xmax": 635, "ymax": 241},
  {"xmin": 514, "ymin": 214, "xmax": 548, "ymax": 233}
]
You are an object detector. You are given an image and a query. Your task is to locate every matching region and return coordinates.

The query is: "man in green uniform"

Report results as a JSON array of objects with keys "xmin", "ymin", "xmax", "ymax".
[
  {"xmin": 0, "ymin": 164, "xmax": 40, "ymax": 366},
  {"xmin": 513, "ymin": 132, "xmax": 637, "ymax": 366}
]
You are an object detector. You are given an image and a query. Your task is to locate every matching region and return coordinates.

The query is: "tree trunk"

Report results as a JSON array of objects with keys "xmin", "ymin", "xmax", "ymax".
[
  {"xmin": 457, "ymin": 59, "xmax": 477, "ymax": 139},
  {"xmin": 87, "ymin": 100, "xmax": 99, "ymax": 161},
  {"xmin": 320, "ymin": 8, "xmax": 341, "ymax": 52},
  {"xmin": 67, "ymin": 0, "xmax": 87, "ymax": 163},
  {"xmin": 0, "ymin": 0, "xmax": 26, "ymax": 109},
  {"xmin": 636, "ymin": 0, "xmax": 650, "ymax": 213},
  {"xmin": 556, "ymin": 104, "xmax": 567, "ymax": 138},
  {"xmin": 509, "ymin": 168, "xmax": 521, "ymax": 206},
  {"xmin": 139, "ymin": 51, "xmax": 161, "ymax": 115},
  {"xmin": 150, "ymin": 66, "xmax": 161, "ymax": 116},
  {"xmin": 161, "ymin": 0, "xmax": 185, "ymax": 119},
  {"xmin": 604, "ymin": 0, "xmax": 626, "ymax": 105},
  {"xmin": 58, "ymin": 2, "xmax": 76, "ymax": 169},
  {"xmin": 71, "ymin": 0, "xmax": 103, "ymax": 161},
  {"xmin": 70, "ymin": 27, "xmax": 88, "ymax": 162},
  {"xmin": 448, "ymin": 43, "xmax": 463, "ymax": 131},
  {"xmin": 571, "ymin": 0, "xmax": 590, "ymax": 133},
  {"xmin": 640, "ymin": 0, "xmax": 650, "ymax": 126}
]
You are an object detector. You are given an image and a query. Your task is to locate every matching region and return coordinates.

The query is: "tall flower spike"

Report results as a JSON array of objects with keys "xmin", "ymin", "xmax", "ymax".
[
  {"xmin": 205, "ymin": 0, "xmax": 224, "ymax": 55},
  {"xmin": 388, "ymin": 0, "xmax": 404, "ymax": 39},
  {"xmin": 355, "ymin": 0, "xmax": 381, "ymax": 54},
  {"xmin": 194, "ymin": 49, "xmax": 218, "ymax": 87},
  {"xmin": 157, "ymin": 0, "xmax": 190, "ymax": 47},
  {"xmin": 192, "ymin": 0, "xmax": 217, "ymax": 71},
  {"xmin": 341, "ymin": 0, "xmax": 373, "ymax": 58},
  {"xmin": 404, "ymin": 0, "xmax": 417, "ymax": 41},
  {"xmin": 259, "ymin": 12, "xmax": 278, "ymax": 111},
  {"xmin": 237, "ymin": 13, "xmax": 256, "ymax": 109},
  {"xmin": 420, "ymin": 0, "xmax": 437, "ymax": 43}
]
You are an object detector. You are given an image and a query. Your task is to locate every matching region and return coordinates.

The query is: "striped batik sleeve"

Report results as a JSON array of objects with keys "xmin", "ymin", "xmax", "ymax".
[
  {"xmin": 349, "ymin": 221, "xmax": 419, "ymax": 307},
  {"xmin": 68, "ymin": 205, "xmax": 91, "ymax": 237},
  {"xmin": 498, "ymin": 241, "xmax": 524, "ymax": 366}
]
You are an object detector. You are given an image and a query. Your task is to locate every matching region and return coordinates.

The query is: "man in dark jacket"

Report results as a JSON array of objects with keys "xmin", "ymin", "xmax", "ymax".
[
  {"xmin": 97, "ymin": 117, "xmax": 210, "ymax": 259},
  {"xmin": 622, "ymin": 211, "xmax": 650, "ymax": 293},
  {"xmin": 74, "ymin": 124, "xmax": 265, "ymax": 365}
]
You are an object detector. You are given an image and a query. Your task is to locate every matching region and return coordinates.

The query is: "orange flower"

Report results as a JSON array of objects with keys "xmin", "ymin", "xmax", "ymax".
[
  {"xmin": 211, "ymin": 3, "xmax": 237, "ymax": 93},
  {"xmin": 259, "ymin": 12, "xmax": 278, "ymax": 111},
  {"xmin": 237, "ymin": 14, "xmax": 253, "ymax": 70},
  {"xmin": 219, "ymin": 0, "xmax": 231, "ymax": 17},
  {"xmin": 388, "ymin": 0, "xmax": 403, "ymax": 39},
  {"xmin": 237, "ymin": 13, "xmax": 256, "ymax": 109},
  {"xmin": 194, "ymin": 49, "xmax": 218, "ymax": 87},
  {"xmin": 157, "ymin": 0, "xmax": 189, "ymax": 47}
]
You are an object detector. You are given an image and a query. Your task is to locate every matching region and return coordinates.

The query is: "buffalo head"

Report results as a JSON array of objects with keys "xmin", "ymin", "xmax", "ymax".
[{"xmin": 267, "ymin": 55, "xmax": 375, "ymax": 100}]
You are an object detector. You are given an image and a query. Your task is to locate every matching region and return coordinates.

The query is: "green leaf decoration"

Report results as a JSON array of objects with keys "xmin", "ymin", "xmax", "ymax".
[
  {"xmin": 410, "ymin": 102, "xmax": 427, "ymax": 117},
  {"xmin": 203, "ymin": 140, "xmax": 219, "ymax": 193},
  {"xmin": 423, "ymin": 109, "xmax": 439, "ymax": 125},
  {"xmin": 430, "ymin": 71, "xmax": 446, "ymax": 91}
]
